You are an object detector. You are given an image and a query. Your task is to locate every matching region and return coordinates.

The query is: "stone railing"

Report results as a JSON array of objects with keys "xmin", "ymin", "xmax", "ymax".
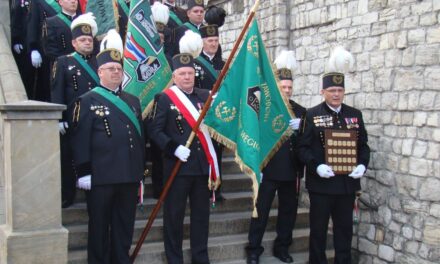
[{"xmin": 0, "ymin": 0, "xmax": 68, "ymax": 262}]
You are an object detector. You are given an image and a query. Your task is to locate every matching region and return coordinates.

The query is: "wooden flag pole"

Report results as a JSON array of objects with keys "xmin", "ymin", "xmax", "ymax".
[{"xmin": 130, "ymin": 1, "xmax": 260, "ymax": 262}]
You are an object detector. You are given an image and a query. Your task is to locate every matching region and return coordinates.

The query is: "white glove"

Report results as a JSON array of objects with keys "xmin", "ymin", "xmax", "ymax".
[
  {"xmin": 13, "ymin": 44, "xmax": 23, "ymax": 54},
  {"xmin": 58, "ymin": 122, "xmax": 68, "ymax": 135},
  {"xmin": 289, "ymin": 118, "xmax": 301, "ymax": 130},
  {"xmin": 174, "ymin": 145, "xmax": 191, "ymax": 162},
  {"xmin": 316, "ymin": 164, "xmax": 335, "ymax": 178},
  {"xmin": 31, "ymin": 50, "xmax": 42, "ymax": 68},
  {"xmin": 349, "ymin": 164, "xmax": 366, "ymax": 179},
  {"xmin": 77, "ymin": 175, "xmax": 91, "ymax": 190}
]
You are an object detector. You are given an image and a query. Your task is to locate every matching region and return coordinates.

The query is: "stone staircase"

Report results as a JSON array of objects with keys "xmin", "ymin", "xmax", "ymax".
[{"xmin": 64, "ymin": 154, "xmax": 334, "ymax": 263}]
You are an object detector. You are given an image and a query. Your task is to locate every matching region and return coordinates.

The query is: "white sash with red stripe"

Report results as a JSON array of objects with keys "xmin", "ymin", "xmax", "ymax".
[{"xmin": 164, "ymin": 86, "xmax": 220, "ymax": 183}]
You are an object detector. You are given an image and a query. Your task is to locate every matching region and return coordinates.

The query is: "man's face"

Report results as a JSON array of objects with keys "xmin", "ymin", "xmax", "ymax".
[
  {"xmin": 203, "ymin": 36, "xmax": 219, "ymax": 56},
  {"xmin": 321, "ymin": 86, "xmax": 345, "ymax": 108},
  {"xmin": 72, "ymin": 36, "xmax": 94, "ymax": 55},
  {"xmin": 279, "ymin": 79, "xmax": 293, "ymax": 99},
  {"xmin": 187, "ymin": 6, "xmax": 204, "ymax": 25},
  {"xmin": 173, "ymin": 67, "xmax": 195, "ymax": 93},
  {"xmin": 98, "ymin": 62, "xmax": 123, "ymax": 90},
  {"xmin": 59, "ymin": 0, "xmax": 78, "ymax": 13}
]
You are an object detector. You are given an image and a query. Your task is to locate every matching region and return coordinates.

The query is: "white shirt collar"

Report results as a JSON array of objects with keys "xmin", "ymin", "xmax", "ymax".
[
  {"xmin": 326, "ymin": 103, "xmax": 341, "ymax": 113},
  {"xmin": 202, "ymin": 50, "xmax": 215, "ymax": 61}
]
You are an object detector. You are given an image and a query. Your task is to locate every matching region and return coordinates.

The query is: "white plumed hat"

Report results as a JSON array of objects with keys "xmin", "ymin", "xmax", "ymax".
[{"xmin": 179, "ymin": 30, "xmax": 203, "ymax": 59}]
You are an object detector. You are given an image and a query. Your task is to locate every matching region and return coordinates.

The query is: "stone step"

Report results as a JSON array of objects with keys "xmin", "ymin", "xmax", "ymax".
[
  {"xmin": 64, "ymin": 191, "xmax": 264, "ymax": 226},
  {"xmin": 73, "ymin": 172, "xmax": 251, "ymax": 204},
  {"xmin": 68, "ymin": 229, "xmax": 334, "ymax": 264},
  {"xmin": 142, "ymin": 173, "xmax": 252, "ymax": 196},
  {"xmin": 221, "ymin": 156, "xmax": 242, "ymax": 175},
  {"xmin": 214, "ymin": 250, "xmax": 335, "ymax": 264},
  {"xmin": 67, "ymin": 208, "xmax": 310, "ymax": 250}
]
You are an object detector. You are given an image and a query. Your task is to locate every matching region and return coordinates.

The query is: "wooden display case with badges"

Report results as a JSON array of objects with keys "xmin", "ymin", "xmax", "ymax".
[{"xmin": 324, "ymin": 129, "xmax": 357, "ymax": 174}]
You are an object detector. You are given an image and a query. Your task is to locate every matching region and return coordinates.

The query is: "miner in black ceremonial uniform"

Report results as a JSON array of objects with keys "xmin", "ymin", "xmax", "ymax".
[
  {"xmin": 146, "ymin": 1, "xmax": 172, "ymax": 198},
  {"xmin": 298, "ymin": 47, "xmax": 370, "ymax": 264},
  {"xmin": 10, "ymin": 0, "xmax": 35, "ymax": 98},
  {"xmin": 162, "ymin": 0, "xmax": 188, "ymax": 58},
  {"xmin": 116, "ymin": 0, "xmax": 130, "ymax": 42},
  {"xmin": 44, "ymin": 0, "xmax": 80, "ymax": 65},
  {"xmin": 196, "ymin": 24, "xmax": 226, "ymax": 201},
  {"xmin": 51, "ymin": 13, "xmax": 98, "ymax": 208},
  {"xmin": 246, "ymin": 51, "xmax": 306, "ymax": 264},
  {"xmin": 169, "ymin": 0, "xmax": 205, "ymax": 57},
  {"xmin": 70, "ymin": 29, "xmax": 146, "ymax": 264},
  {"xmin": 27, "ymin": 0, "xmax": 62, "ymax": 101},
  {"xmin": 195, "ymin": 24, "xmax": 224, "ymax": 91},
  {"xmin": 149, "ymin": 53, "xmax": 220, "ymax": 264},
  {"xmin": 162, "ymin": 0, "xmax": 187, "ymax": 29}
]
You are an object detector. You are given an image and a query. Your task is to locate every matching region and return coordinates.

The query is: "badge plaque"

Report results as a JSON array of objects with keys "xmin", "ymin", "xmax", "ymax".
[{"xmin": 325, "ymin": 129, "xmax": 357, "ymax": 174}]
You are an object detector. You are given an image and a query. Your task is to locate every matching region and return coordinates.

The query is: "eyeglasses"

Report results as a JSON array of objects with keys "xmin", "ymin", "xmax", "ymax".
[{"xmin": 101, "ymin": 66, "xmax": 123, "ymax": 73}]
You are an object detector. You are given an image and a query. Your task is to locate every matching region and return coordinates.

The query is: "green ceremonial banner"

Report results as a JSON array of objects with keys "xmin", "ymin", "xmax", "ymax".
[
  {"xmin": 86, "ymin": 0, "xmax": 117, "ymax": 37},
  {"xmin": 122, "ymin": 0, "xmax": 172, "ymax": 117},
  {"xmin": 204, "ymin": 19, "xmax": 293, "ymax": 214}
]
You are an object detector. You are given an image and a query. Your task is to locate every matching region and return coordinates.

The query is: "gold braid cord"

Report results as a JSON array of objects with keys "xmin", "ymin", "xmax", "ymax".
[{"xmin": 72, "ymin": 100, "xmax": 81, "ymax": 124}]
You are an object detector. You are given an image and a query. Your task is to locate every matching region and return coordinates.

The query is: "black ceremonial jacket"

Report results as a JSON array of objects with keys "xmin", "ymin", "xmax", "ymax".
[
  {"xmin": 27, "ymin": 0, "xmax": 59, "ymax": 53},
  {"xmin": 149, "ymin": 87, "xmax": 210, "ymax": 180},
  {"xmin": 262, "ymin": 100, "xmax": 306, "ymax": 182},
  {"xmin": 51, "ymin": 52, "xmax": 98, "ymax": 121},
  {"xmin": 70, "ymin": 87, "xmax": 146, "ymax": 186},
  {"xmin": 298, "ymin": 102, "xmax": 370, "ymax": 195},
  {"xmin": 194, "ymin": 52, "xmax": 225, "ymax": 91},
  {"xmin": 44, "ymin": 12, "xmax": 78, "ymax": 61}
]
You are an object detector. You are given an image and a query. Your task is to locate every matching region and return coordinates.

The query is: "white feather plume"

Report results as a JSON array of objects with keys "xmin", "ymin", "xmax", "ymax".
[
  {"xmin": 100, "ymin": 29, "xmax": 124, "ymax": 54},
  {"xmin": 327, "ymin": 46, "xmax": 354, "ymax": 73},
  {"xmin": 151, "ymin": 2, "xmax": 170, "ymax": 25},
  {"xmin": 179, "ymin": 30, "xmax": 203, "ymax": 58},
  {"xmin": 274, "ymin": 50, "xmax": 297, "ymax": 72},
  {"xmin": 71, "ymin": 12, "xmax": 98, "ymax": 37}
]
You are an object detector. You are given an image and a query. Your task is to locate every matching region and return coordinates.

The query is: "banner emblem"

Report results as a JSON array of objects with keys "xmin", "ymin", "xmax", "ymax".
[{"xmin": 247, "ymin": 86, "xmax": 260, "ymax": 117}]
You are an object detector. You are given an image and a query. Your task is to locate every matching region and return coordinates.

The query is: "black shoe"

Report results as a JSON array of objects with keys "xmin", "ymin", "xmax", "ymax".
[
  {"xmin": 247, "ymin": 253, "xmax": 259, "ymax": 264},
  {"xmin": 62, "ymin": 200, "xmax": 73, "ymax": 208},
  {"xmin": 273, "ymin": 251, "xmax": 293, "ymax": 263}
]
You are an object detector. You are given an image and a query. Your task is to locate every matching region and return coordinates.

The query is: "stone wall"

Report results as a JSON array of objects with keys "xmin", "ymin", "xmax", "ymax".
[
  {"xmin": 0, "ymin": 0, "xmax": 28, "ymax": 225},
  {"xmin": 210, "ymin": 0, "xmax": 440, "ymax": 262}
]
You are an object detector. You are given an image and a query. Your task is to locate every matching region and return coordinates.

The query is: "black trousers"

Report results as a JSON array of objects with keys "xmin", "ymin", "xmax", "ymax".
[
  {"xmin": 308, "ymin": 192, "xmax": 355, "ymax": 264},
  {"xmin": 247, "ymin": 180, "xmax": 298, "ymax": 256},
  {"xmin": 35, "ymin": 56, "xmax": 51, "ymax": 102},
  {"xmin": 12, "ymin": 50, "xmax": 36, "ymax": 99},
  {"xmin": 86, "ymin": 183, "xmax": 138, "ymax": 264},
  {"xmin": 163, "ymin": 175, "xmax": 210, "ymax": 264},
  {"xmin": 150, "ymin": 140, "xmax": 164, "ymax": 198},
  {"xmin": 60, "ymin": 134, "xmax": 76, "ymax": 204}
]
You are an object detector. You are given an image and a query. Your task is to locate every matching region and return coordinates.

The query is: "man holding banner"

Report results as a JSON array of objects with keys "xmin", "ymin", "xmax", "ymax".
[
  {"xmin": 51, "ymin": 12, "xmax": 98, "ymax": 208},
  {"xmin": 245, "ymin": 51, "xmax": 306, "ymax": 264},
  {"xmin": 149, "ymin": 53, "xmax": 220, "ymax": 264}
]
